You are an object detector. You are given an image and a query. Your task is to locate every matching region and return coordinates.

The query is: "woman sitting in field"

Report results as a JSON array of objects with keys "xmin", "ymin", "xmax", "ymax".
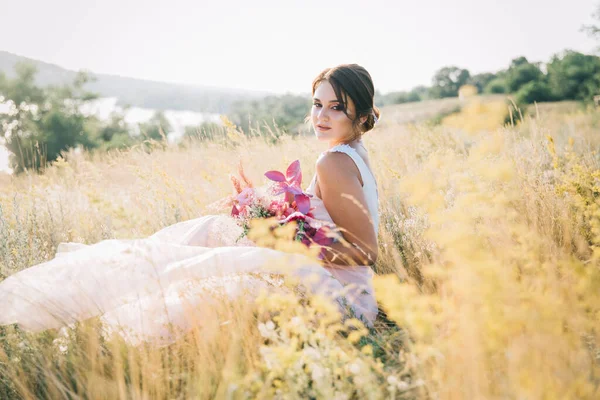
[{"xmin": 0, "ymin": 63, "xmax": 381, "ymax": 343}]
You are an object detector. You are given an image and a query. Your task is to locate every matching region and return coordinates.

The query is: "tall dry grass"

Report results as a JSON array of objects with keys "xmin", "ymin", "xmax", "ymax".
[{"xmin": 0, "ymin": 100, "xmax": 599, "ymax": 399}]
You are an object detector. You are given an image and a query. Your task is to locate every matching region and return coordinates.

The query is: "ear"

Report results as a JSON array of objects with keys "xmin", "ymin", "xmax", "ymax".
[{"xmin": 360, "ymin": 115, "xmax": 368, "ymax": 125}]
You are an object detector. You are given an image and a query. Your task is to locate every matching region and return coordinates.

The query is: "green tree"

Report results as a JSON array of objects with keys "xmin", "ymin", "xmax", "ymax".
[
  {"xmin": 227, "ymin": 94, "xmax": 311, "ymax": 136},
  {"xmin": 505, "ymin": 57, "xmax": 544, "ymax": 93},
  {"xmin": 138, "ymin": 111, "xmax": 171, "ymax": 141},
  {"xmin": 546, "ymin": 50, "xmax": 600, "ymax": 101},
  {"xmin": 89, "ymin": 110, "xmax": 135, "ymax": 151},
  {"xmin": 0, "ymin": 62, "xmax": 100, "ymax": 173},
  {"xmin": 376, "ymin": 91, "xmax": 414, "ymax": 106},
  {"xmin": 429, "ymin": 66, "xmax": 471, "ymax": 98},
  {"xmin": 410, "ymin": 85, "xmax": 430, "ymax": 101},
  {"xmin": 515, "ymin": 81, "xmax": 554, "ymax": 104},
  {"xmin": 468, "ymin": 73, "xmax": 497, "ymax": 93},
  {"xmin": 484, "ymin": 78, "xmax": 508, "ymax": 94},
  {"xmin": 375, "ymin": 86, "xmax": 429, "ymax": 106}
]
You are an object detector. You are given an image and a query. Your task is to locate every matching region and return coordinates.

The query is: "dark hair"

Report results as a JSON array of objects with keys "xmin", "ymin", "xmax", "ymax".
[{"xmin": 307, "ymin": 63, "xmax": 381, "ymax": 139}]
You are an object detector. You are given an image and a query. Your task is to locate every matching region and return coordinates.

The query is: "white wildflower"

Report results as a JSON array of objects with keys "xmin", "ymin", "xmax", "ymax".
[
  {"xmin": 387, "ymin": 375, "xmax": 399, "ymax": 386},
  {"xmin": 347, "ymin": 362, "xmax": 360, "ymax": 375},
  {"xmin": 302, "ymin": 346, "xmax": 321, "ymax": 360},
  {"xmin": 258, "ymin": 346, "xmax": 277, "ymax": 370},
  {"xmin": 258, "ymin": 320, "xmax": 277, "ymax": 339},
  {"xmin": 311, "ymin": 364, "xmax": 325, "ymax": 381},
  {"xmin": 53, "ymin": 337, "xmax": 69, "ymax": 354}
]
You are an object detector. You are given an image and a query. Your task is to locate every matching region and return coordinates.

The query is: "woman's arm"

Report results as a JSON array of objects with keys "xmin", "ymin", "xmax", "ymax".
[{"xmin": 315, "ymin": 152, "xmax": 378, "ymax": 266}]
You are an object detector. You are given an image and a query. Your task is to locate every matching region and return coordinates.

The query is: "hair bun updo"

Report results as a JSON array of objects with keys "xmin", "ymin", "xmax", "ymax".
[{"xmin": 362, "ymin": 105, "xmax": 381, "ymax": 134}]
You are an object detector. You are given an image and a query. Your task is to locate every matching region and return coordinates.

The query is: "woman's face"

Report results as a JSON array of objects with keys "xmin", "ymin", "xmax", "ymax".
[{"xmin": 311, "ymin": 80, "xmax": 360, "ymax": 144}]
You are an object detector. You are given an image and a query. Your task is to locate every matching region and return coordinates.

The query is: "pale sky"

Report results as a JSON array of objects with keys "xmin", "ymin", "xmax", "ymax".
[{"xmin": 0, "ymin": 0, "xmax": 598, "ymax": 94}]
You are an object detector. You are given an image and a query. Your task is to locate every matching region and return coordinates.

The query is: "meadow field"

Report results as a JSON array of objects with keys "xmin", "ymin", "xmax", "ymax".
[{"xmin": 0, "ymin": 96, "xmax": 599, "ymax": 399}]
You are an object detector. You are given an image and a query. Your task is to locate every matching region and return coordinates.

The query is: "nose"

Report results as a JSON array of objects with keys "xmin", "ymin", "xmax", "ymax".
[{"xmin": 317, "ymin": 106, "xmax": 329, "ymax": 121}]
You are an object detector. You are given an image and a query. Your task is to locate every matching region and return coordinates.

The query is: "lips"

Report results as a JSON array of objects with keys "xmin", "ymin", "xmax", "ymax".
[{"xmin": 317, "ymin": 125, "xmax": 331, "ymax": 131}]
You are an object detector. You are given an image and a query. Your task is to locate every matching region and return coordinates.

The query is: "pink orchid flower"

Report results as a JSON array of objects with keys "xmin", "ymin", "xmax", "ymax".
[{"xmin": 264, "ymin": 160, "xmax": 312, "ymax": 214}]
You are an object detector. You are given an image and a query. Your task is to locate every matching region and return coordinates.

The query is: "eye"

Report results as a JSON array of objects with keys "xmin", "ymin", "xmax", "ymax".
[
  {"xmin": 332, "ymin": 105, "xmax": 343, "ymax": 111},
  {"xmin": 312, "ymin": 103, "xmax": 322, "ymax": 108}
]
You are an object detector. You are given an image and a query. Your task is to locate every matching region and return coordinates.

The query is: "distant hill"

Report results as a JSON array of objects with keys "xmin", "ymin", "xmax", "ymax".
[{"xmin": 0, "ymin": 50, "xmax": 271, "ymax": 113}]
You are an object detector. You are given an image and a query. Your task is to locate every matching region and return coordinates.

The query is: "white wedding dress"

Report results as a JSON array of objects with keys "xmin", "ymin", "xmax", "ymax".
[{"xmin": 0, "ymin": 144, "xmax": 380, "ymax": 343}]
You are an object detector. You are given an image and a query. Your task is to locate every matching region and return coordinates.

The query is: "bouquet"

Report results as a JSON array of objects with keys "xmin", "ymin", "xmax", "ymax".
[{"xmin": 225, "ymin": 160, "xmax": 337, "ymax": 259}]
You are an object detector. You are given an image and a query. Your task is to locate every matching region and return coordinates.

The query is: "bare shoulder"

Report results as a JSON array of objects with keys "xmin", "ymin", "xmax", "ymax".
[{"xmin": 315, "ymin": 151, "xmax": 360, "ymax": 182}]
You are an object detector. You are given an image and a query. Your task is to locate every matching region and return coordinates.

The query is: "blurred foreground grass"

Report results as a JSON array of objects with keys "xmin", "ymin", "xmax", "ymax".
[{"xmin": 1, "ymin": 96, "xmax": 599, "ymax": 399}]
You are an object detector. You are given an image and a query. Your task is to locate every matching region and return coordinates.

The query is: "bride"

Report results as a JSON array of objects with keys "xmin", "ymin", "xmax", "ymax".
[{"xmin": 0, "ymin": 63, "xmax": 382, "ymax": 343}]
